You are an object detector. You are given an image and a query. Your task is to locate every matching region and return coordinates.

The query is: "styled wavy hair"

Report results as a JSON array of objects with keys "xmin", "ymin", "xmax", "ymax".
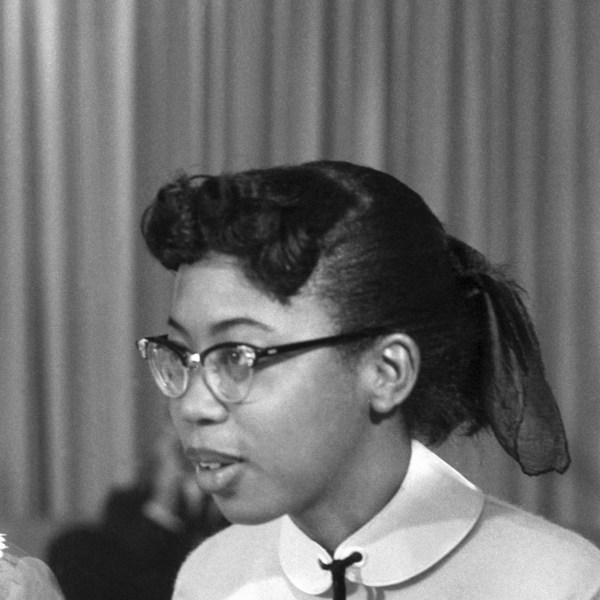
[{"xmin": 142, "ymin": 161, "xmax": 486, "ymax": 445}]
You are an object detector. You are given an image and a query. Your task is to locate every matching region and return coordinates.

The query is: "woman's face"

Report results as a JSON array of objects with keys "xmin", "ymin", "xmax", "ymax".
[{"xmin": 167, "ymin": 254, "xmax": 383, "ymax": 529}]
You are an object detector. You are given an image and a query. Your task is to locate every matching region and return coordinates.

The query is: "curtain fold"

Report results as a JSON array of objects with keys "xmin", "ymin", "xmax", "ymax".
[
  {"xmin": 1, "ymin": 0, "xmax": 140, "ymax": 519},
  {"xmin": 1, "ymin": 0, "xmax": 599, "ymax": 544}
]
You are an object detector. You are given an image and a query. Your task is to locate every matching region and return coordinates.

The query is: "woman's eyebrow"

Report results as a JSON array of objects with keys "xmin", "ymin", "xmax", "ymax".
[
  {"xmin": 208, "ymin": 317, "xmax": 274, "ymax": 337},
  {"xmin": 167, "ymin": 316, "xmax": 189, "ymax": 337},
  {"xmin": 167, "ymin": 315, "xmax": 274, "ymax": 338}
]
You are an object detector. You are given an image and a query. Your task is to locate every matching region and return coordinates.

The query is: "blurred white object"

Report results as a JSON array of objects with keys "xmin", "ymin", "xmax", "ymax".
[
  {"xmin": 0, "ymin": 534, "xmax": 7, "ymax": 560},
  {"xmin": 0, "ymin": 534, "xmax": 64, "ymax": 600}
]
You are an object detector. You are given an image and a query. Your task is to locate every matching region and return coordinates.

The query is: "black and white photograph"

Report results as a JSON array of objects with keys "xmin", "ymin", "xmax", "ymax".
[{"xmin": 1, "ymin": 2, "xmax": 599, "ymax": 598}]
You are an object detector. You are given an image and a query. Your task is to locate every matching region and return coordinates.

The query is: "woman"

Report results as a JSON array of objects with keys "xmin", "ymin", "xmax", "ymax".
[{"xmin": 137, "ymin": 161, "xmax": 600, "ymax": 599}]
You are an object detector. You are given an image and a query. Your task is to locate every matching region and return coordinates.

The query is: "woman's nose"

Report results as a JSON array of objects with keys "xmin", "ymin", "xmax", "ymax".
[{"xmin": 175, "ymin": 373, "xmax": 229, "ymax": 424}]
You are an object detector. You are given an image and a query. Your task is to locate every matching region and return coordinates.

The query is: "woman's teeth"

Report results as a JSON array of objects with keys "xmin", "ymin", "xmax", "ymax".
[{"xmin": 199, "ymin": 462, "xmax": 223, "ymax": 471}]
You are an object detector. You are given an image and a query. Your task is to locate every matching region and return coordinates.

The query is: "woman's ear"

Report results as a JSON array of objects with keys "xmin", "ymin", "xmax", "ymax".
[{"xmin": 364, "ymin": 334, "xmax": 420, "ymax": 415}]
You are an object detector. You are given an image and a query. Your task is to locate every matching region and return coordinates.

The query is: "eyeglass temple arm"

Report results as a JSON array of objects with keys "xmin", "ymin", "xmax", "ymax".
[{"xmin": 255, "ymin": 326, "xmax": 394, "ymax": 360}]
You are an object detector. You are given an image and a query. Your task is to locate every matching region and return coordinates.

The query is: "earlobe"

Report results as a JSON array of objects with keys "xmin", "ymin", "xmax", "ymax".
[{"xmin": 369, "ymin": 334, "xmax": 420, "ymax": 414}]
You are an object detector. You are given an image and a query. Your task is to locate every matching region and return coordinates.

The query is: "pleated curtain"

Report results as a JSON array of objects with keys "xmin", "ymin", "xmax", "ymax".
[{"xmin": 1, "ymin": 0, "xmax": 599, "ymax": 544}]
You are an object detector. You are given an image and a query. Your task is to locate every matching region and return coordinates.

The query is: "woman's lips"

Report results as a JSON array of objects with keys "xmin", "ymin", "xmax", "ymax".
[
  {"xmin": 184, "ymin": 446, "xmax": 242, "ymax": 465},
  {"xmin": 185, "ymin": 446, "xmax": 244, "ymax": 494}
]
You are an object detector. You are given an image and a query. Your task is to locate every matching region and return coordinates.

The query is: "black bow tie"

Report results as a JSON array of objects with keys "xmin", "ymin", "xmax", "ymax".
[{"xmin": 319, "ymin": 551, "xmax": 363, "ymax": 600}]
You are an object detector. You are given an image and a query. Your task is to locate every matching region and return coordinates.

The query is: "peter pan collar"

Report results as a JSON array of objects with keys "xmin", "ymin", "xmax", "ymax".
[{"xmin": 279, "ymin": 440, "xmax": 484, "ymax": 595}]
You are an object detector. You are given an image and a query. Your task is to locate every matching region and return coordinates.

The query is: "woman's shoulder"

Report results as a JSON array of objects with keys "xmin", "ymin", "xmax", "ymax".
[
  {"xmin": 193, "ymin": 518, "xmax": 281, "ymax": 557},
  {"xmin": 480, "ymin": 495, "xmax": 600, "ymax": 557},
  {"xmin": 173, "ymin": 519, "xmax": 283, "ymax": 599},
  {"xmin": 464, "ymin": 495, "xmax": 600, "ymax": 596}
]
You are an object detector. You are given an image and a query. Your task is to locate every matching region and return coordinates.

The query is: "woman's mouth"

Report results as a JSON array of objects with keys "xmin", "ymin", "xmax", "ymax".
[
  {"xmin": 198, "ymin": 462, "xmax": 223, "ymax": 471},
  {"xmin": 185, "ymin": 447, "xmax": 244, "ymax": 494},
  {"xmin": 198, "ymin": 460, "xmax": 231, "ymax": 471}
]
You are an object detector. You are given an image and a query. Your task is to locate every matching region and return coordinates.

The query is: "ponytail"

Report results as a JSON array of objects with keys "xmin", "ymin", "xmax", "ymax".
[{"xmin": 448, "ymin": 235, "xmax": 570, "ymax": 475}]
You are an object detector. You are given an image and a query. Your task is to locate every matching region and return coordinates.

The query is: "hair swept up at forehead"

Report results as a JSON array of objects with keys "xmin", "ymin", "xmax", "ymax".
[
  {"xmin": 141, "ymin": 160, "xmax": 444, "ymax": 302},
  {"xmin": 142, "ymin": 162, "xmax": 360, "ymax": 300}
]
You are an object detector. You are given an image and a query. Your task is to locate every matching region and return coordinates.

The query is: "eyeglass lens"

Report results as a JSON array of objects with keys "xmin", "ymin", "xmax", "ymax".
[
  {"xmin": 147, "ymin": 342, "xmax": 188, "ymax": 398},
  {"xmin": 146, "ymin": 341, "xmax": 256, "ymax": 402}
]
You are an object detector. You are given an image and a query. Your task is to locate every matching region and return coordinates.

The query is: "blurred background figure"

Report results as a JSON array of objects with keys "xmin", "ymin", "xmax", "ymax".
[{"xmin": 46, "ymin": 428, "xmax": 228, "ymax": 600}]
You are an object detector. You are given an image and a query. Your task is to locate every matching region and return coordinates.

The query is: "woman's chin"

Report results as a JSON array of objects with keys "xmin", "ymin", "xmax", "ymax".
[{"xmin": 212, "ymin": 494, "xmax": 287, "ymax": 526}]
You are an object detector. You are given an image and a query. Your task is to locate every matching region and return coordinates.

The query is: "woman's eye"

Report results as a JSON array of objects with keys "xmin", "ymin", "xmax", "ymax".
[
  {"xmin": 226, "ymin": 348, "xmax": 243, "ymax": 364},
  {"xmin": 227, "ymin": 347, "xmax": 253, "ymax": 365}
]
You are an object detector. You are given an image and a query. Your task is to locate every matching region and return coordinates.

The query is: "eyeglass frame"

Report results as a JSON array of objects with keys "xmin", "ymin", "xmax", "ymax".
[{"xmin": 136, "ymin": 325, "xmax": 399, "ymax": 403}]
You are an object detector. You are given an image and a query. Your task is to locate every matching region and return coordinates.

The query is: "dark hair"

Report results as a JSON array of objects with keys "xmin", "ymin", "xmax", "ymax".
[
  {"xmin": 142, "ymin": 160, "xmax": 567, "ymax": 469},
  {"xmin": 141, "ymin": 160, "xmax": 494, "ymax": 445}
]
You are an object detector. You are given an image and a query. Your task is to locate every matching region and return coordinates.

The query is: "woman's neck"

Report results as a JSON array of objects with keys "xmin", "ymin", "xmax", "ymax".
[{"xmin": 290, "ymin": 429, "xmax": 412, "ymax": 554}]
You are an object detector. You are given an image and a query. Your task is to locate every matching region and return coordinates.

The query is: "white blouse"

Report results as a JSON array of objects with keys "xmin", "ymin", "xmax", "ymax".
[{"xmin": 174, "ymin": 441, "xmax": 600, "ymax": 599}]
